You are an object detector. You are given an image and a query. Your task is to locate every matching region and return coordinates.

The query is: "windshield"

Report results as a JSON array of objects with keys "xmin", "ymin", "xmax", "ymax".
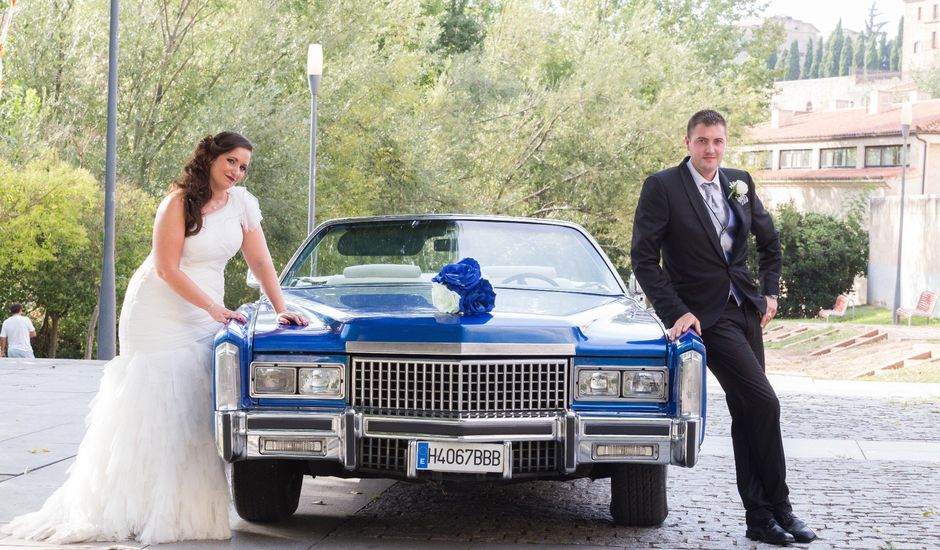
[{"xmin": 282, "ymin": 219, "xmax": 622, "ymax": 295}]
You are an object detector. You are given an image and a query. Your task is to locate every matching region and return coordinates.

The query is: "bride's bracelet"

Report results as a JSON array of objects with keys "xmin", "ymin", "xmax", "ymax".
[{"xmin": 204, "ymin": 302, "xmax": 217, "ymax": 312}]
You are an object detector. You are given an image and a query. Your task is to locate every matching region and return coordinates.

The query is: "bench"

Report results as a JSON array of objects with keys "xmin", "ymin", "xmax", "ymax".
[
  {"xmin": 896, "ymin": 290, "xmax": 938, "ymax": 326},
  {"xmin": 818, "ymin": 294, "xmax": 854, "ymax": 321}
]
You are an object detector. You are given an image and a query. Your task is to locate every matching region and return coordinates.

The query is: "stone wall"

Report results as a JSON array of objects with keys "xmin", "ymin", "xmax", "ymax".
[{"xmin": 868, "ymin": 194, "xmax": 940, "ymax": 311}]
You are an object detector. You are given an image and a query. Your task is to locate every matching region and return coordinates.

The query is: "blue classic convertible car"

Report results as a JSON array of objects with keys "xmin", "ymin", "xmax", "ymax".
[{"xmin": 212, "ymin": 215, "xmax": 706, "ymax": 526}]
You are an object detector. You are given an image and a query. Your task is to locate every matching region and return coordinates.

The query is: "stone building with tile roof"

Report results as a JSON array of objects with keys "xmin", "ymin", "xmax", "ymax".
[{"xmin": 734, "ymin": 93, "xmax": 940, "ymax": 311}]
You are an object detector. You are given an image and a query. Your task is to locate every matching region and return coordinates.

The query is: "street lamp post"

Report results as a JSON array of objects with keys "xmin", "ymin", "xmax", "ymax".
[
  {"xmin": 97, "ymin": 0, "xmax": 119, "ymax": 359},
  {"xmin": 306, "ymin": 44, "xmax": 323, "ymax": 235},
  {"xmin": 892, "ymin": 102, "xmax": 913, "ymax": 324}
]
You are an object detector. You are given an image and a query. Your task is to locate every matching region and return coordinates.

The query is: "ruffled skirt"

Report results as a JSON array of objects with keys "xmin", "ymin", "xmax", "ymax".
[{"xmin": 0, "ymin": 337, "xmax": 231, "ymax": 544}]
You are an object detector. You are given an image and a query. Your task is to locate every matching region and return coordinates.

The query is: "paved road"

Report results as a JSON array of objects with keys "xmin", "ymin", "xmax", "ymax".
[{"xmin": 1, "ymin": 358, "xmax": 939, "ymax": 549}]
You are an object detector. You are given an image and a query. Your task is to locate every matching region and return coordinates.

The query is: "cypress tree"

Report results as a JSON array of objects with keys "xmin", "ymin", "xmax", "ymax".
[
  {"xmin": 840, "ymin": 36, "xmax": 854, "ymax": 76},
  {"xmin": 895, "ymin": 17, "xmax": 904, "ymax": 71},
  {"xmin": 802, "ymin": 38, "xmax": 815, "ymax": 79},
  {"xmin": 767, "ymin": 51, "xmax": 778, "ymax": 71},
  {"xmin": 855, "ymin": 35, "xmax": 866, "ymax": 71},
  {"xmin": 788, "ymin": 40, "xmax": 802, "ymax": 80},
  {"xmin": 890, "ymin": 17, "xmax": 903, "ymax": 71},
  {"xmin": 812, "ymin": 37, "xmax": 824, "ymax": 78},
  {"xmin": 821, "ymin": 46, "xmax": 834, "ymax": 77},
  {"xmin": 867, "ymin": 32, "xmax": 880, "ymax": 71},
  {"xmin": 824, "ymin": 19, "xmax": 845, "ymax": 77},
  {"xmin": 879, "ymin": 32, "xmax": 888, "ymax": 70},
  {"xmin": 775, "ymin": 47, "xmax": 791, "ymax": 79}
]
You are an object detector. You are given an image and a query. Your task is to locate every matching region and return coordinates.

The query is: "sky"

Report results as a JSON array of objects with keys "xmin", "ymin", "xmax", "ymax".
[{"xmin": 758, "ymin": 0, "xmax": 904, "ymax": 35}]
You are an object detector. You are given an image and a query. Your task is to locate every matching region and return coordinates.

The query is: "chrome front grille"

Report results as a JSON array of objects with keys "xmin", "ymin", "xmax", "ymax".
[
  {"xmin": 513, "ymin": 440, "xmax": 557, "ymax": 474},
  {"xmin": 360, "ymin": 437, "xmax": 408, "ymax": 474},
  {"xmin": 358, "ymin": 438, "xmax": 558, "ymax": 476},
  {"xmin": 351, "ymin": 357, "xmax": 569, "ymax": 414}
]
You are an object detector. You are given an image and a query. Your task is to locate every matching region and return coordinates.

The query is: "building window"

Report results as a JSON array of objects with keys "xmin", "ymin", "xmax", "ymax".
[
  {"xmin": 820, "ymin": 147, "xmax": 856, "ymax": 168},
  {"xmin": 934, "ymin": 32, "xmax": 937, "ymax": 49},
  {"xmin": 779, "ymin": 149, "xmax": 812, "ymax": 169},
  {"xmin": 919, "ymin": 7, "xmax": 923, "ymax": 20},
  {"xmin": 915, "ymin": 41, "xmax": 921, "ymax": 54},
  {"xmin": 865, "ymin": 145, "xmax": 911, "ymax": 167},
  {"xmin": 934, "ymin": 4, "xmax": 938, "ymax": 19},
  {"xmin": 743, "ymin": 150, "xmax": 772, "ymax": 170}
]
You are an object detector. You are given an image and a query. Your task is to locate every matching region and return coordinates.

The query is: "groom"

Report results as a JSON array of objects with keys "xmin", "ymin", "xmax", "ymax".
[{"xmin": 630, "ymin": 110, "xmax": 816, "ymax": 545}]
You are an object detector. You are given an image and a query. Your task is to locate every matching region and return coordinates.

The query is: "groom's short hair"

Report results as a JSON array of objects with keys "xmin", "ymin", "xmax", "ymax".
[{"xmin": 686, "ymin": 110, "xmax": 726, "ymax": 137}]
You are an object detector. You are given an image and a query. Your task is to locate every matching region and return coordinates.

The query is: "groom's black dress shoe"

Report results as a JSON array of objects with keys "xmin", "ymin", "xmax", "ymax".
[
  {"xmin": 745, "ymin": 519, "xmax": 796, "ymax": 546},
  {"xmin": 775, "ymin": 512, "xmax": 817, "ymax": 543}
]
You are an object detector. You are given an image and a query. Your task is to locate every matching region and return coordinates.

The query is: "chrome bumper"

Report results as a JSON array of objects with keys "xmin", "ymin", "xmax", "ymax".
[{"xmin": 215, "ymin": 409, "xmax": 702, "ymax": 473}]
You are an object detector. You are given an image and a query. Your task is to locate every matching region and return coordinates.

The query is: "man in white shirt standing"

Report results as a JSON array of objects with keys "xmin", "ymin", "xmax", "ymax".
[{"xmin": 1, "ymin": 303, "xmax": 37, "ymax": 358}]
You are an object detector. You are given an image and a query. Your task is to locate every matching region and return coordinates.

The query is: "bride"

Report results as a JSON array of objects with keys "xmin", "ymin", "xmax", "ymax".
[{"xmin": 1, "ymin": 132, "xmax": 307, "ymax": 544}]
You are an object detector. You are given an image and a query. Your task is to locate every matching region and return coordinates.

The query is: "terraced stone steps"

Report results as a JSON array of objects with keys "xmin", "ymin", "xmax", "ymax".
[
  {"xmin": 855, "ymin": 350, "xmax": 940, "ymax": 378},
  {"xmin": 808, "ymin": 329, "xmax": 888, "ymax": 357},
  {"xmin": 779, "ymin": 327, "xmax": 839, "ymax": 349},
  {"xmin": 766, "ymin": 326, "xmax": 809, "ymax": 342}
]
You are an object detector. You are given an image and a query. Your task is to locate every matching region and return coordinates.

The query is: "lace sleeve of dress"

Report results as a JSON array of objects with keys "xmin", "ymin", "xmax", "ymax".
[{"xmin": 230, "ymin": 187, "xmax": 263, "ymax": 232}]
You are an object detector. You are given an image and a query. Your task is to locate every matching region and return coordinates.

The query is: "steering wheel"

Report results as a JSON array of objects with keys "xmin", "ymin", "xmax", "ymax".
[{"xmin": 501, "ymin": 272, "xmax": 559, "ymax": 287}]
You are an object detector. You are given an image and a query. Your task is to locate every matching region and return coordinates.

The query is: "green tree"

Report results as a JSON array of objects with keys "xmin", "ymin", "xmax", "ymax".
[
  {"xmin": 0, "ymin": 83, "xmax": 45, "ymax": 164},
  {"xmin": 0, "ymin": 0, "xmax": 19, "ymax": 99},
  {"xmin": 801, "ymin": 37, "xmax": 814, "ymax": 79},
  {"xmin": 866, "ymin": 31, "xmax": 880, "ymax": 71},
  {"xmin": 4, "ymin": 0, "xmax": 781, "ymax": 313},
  {"xmin": 823, "ymin": 19, "xmax": 844, "ymax": 77},
  {"xmin": 878, "ymin": 32, "xmax": 888, "ymax": 70},
  {"xmin": 775, "ymin": 46, "xmax": 791, "ymax": 77},
  {"xmin": 854, "ymin": 35, "xmax": 866, "ymax": 70},
  {"xmin": 864, "ymin": 1, "xmax": 886, "ymax": 37},
  {"xmin": 811, "ymin": 36, "xmax": 824, "ymax": 78},
  {"xmin": 840, "ymin": 35, "xmax": 854, "ymax": 75},
  {"xmin": 891, "ymin": 17, "xmax": 903, "ymax": 71},
  {"xmin": 429, "ymin": 0, "xmax": 493, "ymax": 55},
  {"xmin": 0, "ymin": 156, "xmax": 155, "ymax": 357},
  {"xmin": 787, "ymin": 40, "xmax": 801, "ymax": 80},
  {"xmin": 772, "ymin": 203, "xmax": 869, "ymax": 318}
]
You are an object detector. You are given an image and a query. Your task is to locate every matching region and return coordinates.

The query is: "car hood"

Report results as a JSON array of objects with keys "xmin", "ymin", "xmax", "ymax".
[{"xmin": 249, "ymin": 286, "xmax": 667, "ymax": 357}]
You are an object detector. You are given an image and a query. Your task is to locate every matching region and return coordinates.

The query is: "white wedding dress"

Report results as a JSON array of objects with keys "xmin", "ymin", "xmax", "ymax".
[{"xmin": 1, "ymin": 186, "xmax": 262, "ymax": 545}]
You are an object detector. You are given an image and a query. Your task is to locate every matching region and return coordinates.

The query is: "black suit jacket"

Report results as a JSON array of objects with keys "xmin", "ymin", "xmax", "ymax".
[{"xmin": 630, "ymin": 157, "xmax": 782, "ymax": 330}]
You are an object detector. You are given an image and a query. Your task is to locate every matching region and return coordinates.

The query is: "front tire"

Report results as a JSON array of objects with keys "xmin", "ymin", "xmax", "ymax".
[
  {"xmin": 231, "ymin": 459, "xmax": 304, "ymax": 522},
  {"xmin": 609, "ymin": 463, "xmax": 668, "ymax": 526}
]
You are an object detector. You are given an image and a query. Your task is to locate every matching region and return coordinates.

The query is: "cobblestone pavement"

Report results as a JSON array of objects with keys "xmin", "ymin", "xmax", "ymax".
[
  {"xmin": 707, "ymin": 393, "xmax": 940, "ymax": 442},
  {"xmin": 2, "ymin": 360, "xmax": 939, "ymax": 549},
  {"xmin": 327, "ymin": 455, "xmax": 940, "ymax": 549},
  {"xmin": 323, "ymin": 389, "xmax": 940, "ymax": 550}
]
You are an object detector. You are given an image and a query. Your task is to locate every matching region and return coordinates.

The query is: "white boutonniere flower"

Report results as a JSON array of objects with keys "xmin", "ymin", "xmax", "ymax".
[{"xmin": 728, "ymin": 179, "xmax": 749, "ymax": 205}]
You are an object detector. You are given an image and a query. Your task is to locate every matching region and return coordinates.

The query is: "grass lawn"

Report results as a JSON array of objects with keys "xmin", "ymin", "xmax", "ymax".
[
  {"xmin": 765, "ymin": 327, "xmax": 856, "ymax": 353},
  {"xmin": 858, "ymin": 362, "xmax": 940, "ymax": 384},
  {"xmin": 781, "ymin": 305, "xmax": 940, "ymax": 326}
]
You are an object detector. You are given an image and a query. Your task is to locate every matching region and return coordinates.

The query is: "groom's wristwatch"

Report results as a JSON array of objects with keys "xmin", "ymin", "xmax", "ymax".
[{"xmin": 766, "ymin": 294, "xmax": 778, "ymax": 300}]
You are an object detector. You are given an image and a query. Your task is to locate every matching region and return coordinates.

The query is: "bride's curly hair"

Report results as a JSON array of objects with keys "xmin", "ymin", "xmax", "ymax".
[{"xmin": 171, "ymin": 131, "xmax": 253, "ymax": 237}]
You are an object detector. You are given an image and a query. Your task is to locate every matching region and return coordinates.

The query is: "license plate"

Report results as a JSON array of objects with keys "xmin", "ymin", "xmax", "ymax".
[{"xmin": 415, "ymin": 441, "xmax": 506, "ymax": 473}]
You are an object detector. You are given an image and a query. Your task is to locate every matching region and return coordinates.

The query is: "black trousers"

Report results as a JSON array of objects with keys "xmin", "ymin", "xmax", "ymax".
[{"xmin": 701, "ymin": 298, "xmax": 791, "ymax": 525}]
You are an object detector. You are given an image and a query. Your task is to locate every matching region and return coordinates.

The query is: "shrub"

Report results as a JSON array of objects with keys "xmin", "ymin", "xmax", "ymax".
[{"xmin": 768, "ymin": 202, "xmax": 868, "ymax": 318}]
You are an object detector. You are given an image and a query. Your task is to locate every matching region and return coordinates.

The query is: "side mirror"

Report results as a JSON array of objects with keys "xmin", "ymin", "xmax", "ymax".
[
  {"xmin": 246, "ymin": 269, "xmax": 260, "ymax": 289},
  {"xmin": 628, "ymin": 273, "xmax": 646, "ymax": 303}
]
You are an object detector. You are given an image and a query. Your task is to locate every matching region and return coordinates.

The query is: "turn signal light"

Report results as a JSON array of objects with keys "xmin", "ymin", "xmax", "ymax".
[
  {"xmin": 260, "ymin": 437, "xmax": 324, "ymax": 455},
  {"xmin": 593, "ymin": 443, "xmax": 658, "ymax": 460}
]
